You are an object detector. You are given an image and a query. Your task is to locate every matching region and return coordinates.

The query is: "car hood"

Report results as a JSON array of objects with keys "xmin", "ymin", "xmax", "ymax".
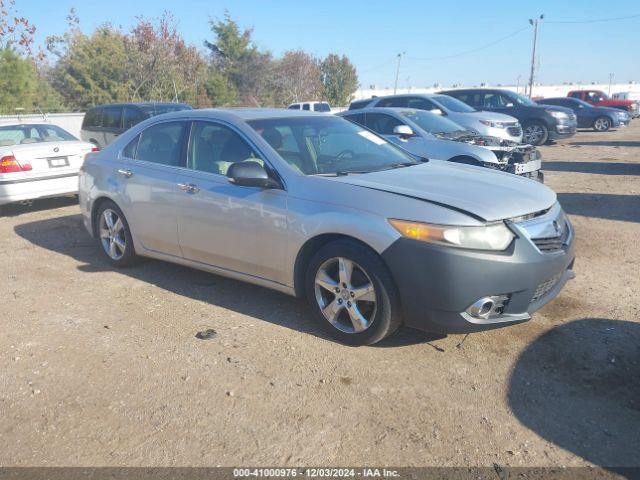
[
  {"xmin": 594, "ymin": 106, "xmax": 628, "ymax": 115},
  {"xmin": 458, "ymin": 111, "xmax": 520, "ymax": 123},
  {"xmin": 332, "ymin": 161, "xmax": 556, "ymax": 222}
]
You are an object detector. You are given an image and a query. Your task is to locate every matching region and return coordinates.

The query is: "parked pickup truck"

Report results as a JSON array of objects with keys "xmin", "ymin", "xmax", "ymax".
[{"xmin": 567, "ymin": 90, "xmax": 639, "ymax": 117}]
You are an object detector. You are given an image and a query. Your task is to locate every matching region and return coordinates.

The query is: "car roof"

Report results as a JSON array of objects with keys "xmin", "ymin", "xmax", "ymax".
[
  {"xmin": 150, "ymin": 107, "xmax": 334, "ymax": 122},
  {"xmin": 89, "ymin": 102, "xmax": 191, "ymax": 109},
  {"xmin": 340, "ymin": 107, "xmax": 423, "ymax": 115},
  {"xmin": 0, "ymin": 123, "xmax": 58, "ymax": 128}
]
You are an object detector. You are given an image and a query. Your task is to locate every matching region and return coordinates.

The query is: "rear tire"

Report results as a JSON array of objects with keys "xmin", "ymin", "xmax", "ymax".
[
  {"xmin": 95, "ymin": 200, "xmax": 138, "ymax": 267},
  {"xmin": 305, "ymin": 239, "xmax": 401, "ymax": 346},
  {"xmin": 593, "ymin": 116, "xmax": 611, "ymax": 132},
  {"xmin": 523, "ymin": 121, "xmax": 549, "ymax": 146}
]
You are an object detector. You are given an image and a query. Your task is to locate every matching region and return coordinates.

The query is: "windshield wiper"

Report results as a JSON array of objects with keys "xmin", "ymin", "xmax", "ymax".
[{"xmin": 383, "ymin": 162, "xmax": 419, "ymax": 170}]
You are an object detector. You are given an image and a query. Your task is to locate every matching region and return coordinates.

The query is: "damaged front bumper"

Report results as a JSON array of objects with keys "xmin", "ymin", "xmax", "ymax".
[{"xmin": 458, "ymin": 135, "xmax": 544, "ymax": 182}]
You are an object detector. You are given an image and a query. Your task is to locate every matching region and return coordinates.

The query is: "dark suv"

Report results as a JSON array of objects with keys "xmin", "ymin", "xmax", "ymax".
[
  {"xmin": 81, "ymin": 102, "xmax": 192, "ymax": 149},
  {"xmin": 439, "ymin": 89, "xmax": 577, "ymax": 145}
]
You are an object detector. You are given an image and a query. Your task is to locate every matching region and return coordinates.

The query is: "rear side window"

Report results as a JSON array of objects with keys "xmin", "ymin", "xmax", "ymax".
[
  {"xmin": 363, "ymin": 113, "xmax": 403, "ymax": 135},
  {"xmin": 123, "ymin": 107, "xmax": 147, "ymax": 129},
  {"xmin": 302, "ymin": 104, "xmax": 310, "ymax": 111},
  {"xmin": 122, "ymin": 135, "xmax": 139, "ymax": 158},
  {"xmin": 135, "ymin": 122, "xmax": 186, "ymax": 167},
  {"xmin": 83, "ymin": 107, "xmax": 101, "ymax": 128},
  {"xmin": 568, "ymin": 92, "xmax": 581, "ymax": 99},
  {"xmin": 313, "ymin": 103, "xmax": 331, "ymax": 112},
  {"xmin": 406, "ymin": 97, "xmax": 437, "ymax": 110},
  {"xmin": 102, "ymin": 106, "xmax": 123, "ymax": 129},
  {"xmin": 348, "ymin": 99, "xmax": 372, "ymax": 110},
  {"xmin": 376, "ymin": 97, "xmax": 407, "ymax": 108}
]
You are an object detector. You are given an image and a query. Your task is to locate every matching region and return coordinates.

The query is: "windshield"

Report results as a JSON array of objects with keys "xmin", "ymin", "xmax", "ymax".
[
  {"xmin": 431, "ymin": 95, "xmax": 477, "ymax": 113},
  {"xmin": 511, "ymin": 93, "xmax": 538, "ymax": 107},
  {"xmin": 0, "ymin": 124, "xmax": 77, "ymax": 146},
  {"xmin": 399, "ymin": 110, "xmax": 465, "ymax": 135},
  {"xmin": 248, "ymin": 116, "xmax": 419, "ymax": 175}
]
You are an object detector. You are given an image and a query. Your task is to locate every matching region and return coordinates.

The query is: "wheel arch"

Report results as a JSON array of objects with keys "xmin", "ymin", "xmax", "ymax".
[
  {"xmin": 91, "ymin": 196, "xmax": 122, "ymax": 237},
  {"xmin": 293, "ymin": 233, "xmax": 383, "ymax": 298}
]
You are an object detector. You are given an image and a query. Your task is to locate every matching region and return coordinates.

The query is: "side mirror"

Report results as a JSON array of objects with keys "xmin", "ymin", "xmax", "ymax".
[
  {"xmin": 227, "ymin": 161, "xmax": 279, "ymax": 188},
  {"xmin": 430, "ymin": 108, "xmax": 443, "ymax": 115},
  {"xmin": 393, "ymin": 125, "xmax": 415, "ymax": 138}
]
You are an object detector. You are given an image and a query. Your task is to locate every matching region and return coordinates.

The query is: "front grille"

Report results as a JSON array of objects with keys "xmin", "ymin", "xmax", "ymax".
[
  {"xmin": 531, "ymin": 219, "xmax": 570, "ymax": 253},
  {"xmin": 532, "ymin": 273, "xmax": 562, "ymax": 303},
  {"xmin": 507, "ymin": 126, "xmax": 522, "ymax": 137}
]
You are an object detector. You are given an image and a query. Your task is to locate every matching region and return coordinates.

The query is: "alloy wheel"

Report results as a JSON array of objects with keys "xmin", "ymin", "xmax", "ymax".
[
  {"xmin": 594, "ymin": 117, "xmax": 610, "ymax": 131},
  {"xmin": 524, "ymin": 125, "xmax": 544, "ymax": 144},
  {"xmin": 314, "ymin": 257, "xmax": 377, "ymax": 334},
  {"xmin": 99, "ymin": 209, "xmax": 127, "ymax": 260}
]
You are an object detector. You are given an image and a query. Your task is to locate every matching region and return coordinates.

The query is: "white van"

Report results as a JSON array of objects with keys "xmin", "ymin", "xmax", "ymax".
[{"xmin": 287, "ymin": 101, "xmax": 331, "ymax": 112}]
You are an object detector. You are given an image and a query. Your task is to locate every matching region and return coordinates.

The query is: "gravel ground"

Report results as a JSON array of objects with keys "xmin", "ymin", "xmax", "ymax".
[{"xmin": 1, "ymin": 122, "xmax": 639, "ymax": 469}]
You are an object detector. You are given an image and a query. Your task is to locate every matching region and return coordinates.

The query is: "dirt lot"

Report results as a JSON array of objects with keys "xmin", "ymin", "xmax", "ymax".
[{"xmin": 1, "ymin": 123, "xmax": 639, "ymax": 469}]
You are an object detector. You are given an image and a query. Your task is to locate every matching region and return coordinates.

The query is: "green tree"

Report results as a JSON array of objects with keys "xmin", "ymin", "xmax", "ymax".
[
  {"xmin": 0, "ymin": 48, "xmax": 63, "ymax": 113},
  {"xmin": 205, "ymin": 69, "xmax": 237, "ymax": 106},
  {"xmin": 321, "ymin": 54, "xmax": 359, "ymax": 107},
  {"xmin": 205, "ymin": 13, "xmax": 275, "ymax": 106},
  {"xmin": 48, "ymin": 24, "xmax": 131, "ymax": 109}
]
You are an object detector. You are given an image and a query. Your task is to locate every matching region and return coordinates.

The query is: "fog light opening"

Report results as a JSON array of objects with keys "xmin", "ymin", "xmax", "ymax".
[{"xmin": 466, "ymin": 295, "xmax": 511, "ymax": 320}]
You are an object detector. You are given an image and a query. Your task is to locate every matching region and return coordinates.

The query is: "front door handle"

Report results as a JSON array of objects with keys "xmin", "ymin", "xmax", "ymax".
[
  {"xmin": 117, "ymin": 169, "xmax": 133, "ymax": 178},
  {"xmin": 177, "ymin": 183, "xmax": 200, "ymax": 194}
]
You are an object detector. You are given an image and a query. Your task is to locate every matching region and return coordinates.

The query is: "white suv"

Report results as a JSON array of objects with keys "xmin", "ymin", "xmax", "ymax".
[{"xmin": 287, "ymin": 101, "xmax": 331, "ymax": 112}]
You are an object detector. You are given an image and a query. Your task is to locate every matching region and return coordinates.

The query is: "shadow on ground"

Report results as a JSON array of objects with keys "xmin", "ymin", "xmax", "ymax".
[
  {"xmin": 569, "ymin": 140, "xmax": 640, "ymax": 148},
  {"xmin": 0, "ymin": 196, "xmax": 78, "ymax": 217},
  {"xmin": 13, "ymin": 213, "xmax": 439, "ymax": 348},
  {"xmin": 557, "ymin": 193, "xmax": 640, "ymax": 223},
  {"xmin": 544, "ymin": 161, "xmax": 640, "ymax": 176},
  {"xmin": 508, "ymin": 318, "xmax": 640, "ymax": 468}
]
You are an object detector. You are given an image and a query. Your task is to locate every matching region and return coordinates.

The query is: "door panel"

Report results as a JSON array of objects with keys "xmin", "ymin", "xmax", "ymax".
[
  {"xmin": 117, "ymin": 121, "xmax": 186, "ymax": 257},
  {"xmin": 175, "ymin": 170, "xmax": 288, "ymax": 282},
  {"xmin": 175, "ymin": 121, "xmax": 288, "ymax": 283}
]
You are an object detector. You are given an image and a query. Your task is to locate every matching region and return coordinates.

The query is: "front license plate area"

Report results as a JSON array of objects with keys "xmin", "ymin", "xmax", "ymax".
[
  {"xmin": 47, "ymin": 156, "xmax": 69, "ymax": 168},
  {"xmin": 515, "ymin": 159, "xmax": 542, "ymax": 174}
]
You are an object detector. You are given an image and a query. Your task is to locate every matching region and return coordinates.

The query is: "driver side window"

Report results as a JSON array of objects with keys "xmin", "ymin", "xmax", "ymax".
[{"xmin": 188, "ymin": 121, "xmax": 261, "ymax": 176}]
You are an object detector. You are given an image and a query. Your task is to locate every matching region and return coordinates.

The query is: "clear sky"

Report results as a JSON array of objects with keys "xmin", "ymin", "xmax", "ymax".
[{"xmin": 19, "ymin": 0, "xmax": 640, "ymax": 89}]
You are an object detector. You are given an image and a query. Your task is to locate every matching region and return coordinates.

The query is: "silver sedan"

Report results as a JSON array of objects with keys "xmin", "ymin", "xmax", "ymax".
[{"xmin": 79, "ymin": 109, "xmax": 575, "ymax": 345}]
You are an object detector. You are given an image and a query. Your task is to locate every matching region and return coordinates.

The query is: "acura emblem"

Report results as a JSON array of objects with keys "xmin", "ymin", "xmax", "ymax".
[
  {"xmin": 54, "ymin": 147, "xmax": 59, "ymax": 153},
  {"xmin": 553, "ymin": 220, "xmax": 562, "ymax": 235}
]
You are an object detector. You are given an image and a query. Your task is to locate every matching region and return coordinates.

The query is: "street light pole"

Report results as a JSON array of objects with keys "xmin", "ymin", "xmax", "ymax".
[
  {"xmin": 393, "ymin": 52, "xmax": 404, "ymax": 95},
  {"xmin": 527, "ymin": 14, "xmax": 544, "ymax": 98},
  {"xmin": 608, "ymin": 73, "xmax": 614, "ymax": 96}
]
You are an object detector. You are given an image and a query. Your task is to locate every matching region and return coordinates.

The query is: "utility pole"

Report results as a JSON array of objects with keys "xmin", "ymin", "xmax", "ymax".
[
  {"xmin": 608, "ymin": 73, "xmax": 614, "ymax": 96},
  {"xmin": 527, "ymin": 14, "xmax": 544, "ymax": 98},
  {"xmin": 393, "ymin": 52, "xmax": 405, "ymax": 95},
  {"xmin": 516, "ymin": 75, "xmax": 521, "ymax": 94}
]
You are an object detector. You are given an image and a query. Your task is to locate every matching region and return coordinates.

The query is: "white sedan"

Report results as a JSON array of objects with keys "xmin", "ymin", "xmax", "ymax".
[{"xmin": 0, "ymin": 123, "xmax": 96, "ymax": 206}]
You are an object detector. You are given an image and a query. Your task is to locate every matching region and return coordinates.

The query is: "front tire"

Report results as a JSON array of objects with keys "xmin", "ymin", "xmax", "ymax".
[
  {"xmin": 523, "ymin": 121, "xmax": 549, "ymax": 146},
  {"xmin": 305, "ymin": 239, "xmax": 401, "ymax": 345},
  {"xmin": 95, "ymin": 200, "xmax": 138, "ymax": 267},
  {"xmin": 593, "ymin": 116, "xmax": 611, "ymax": 132}
]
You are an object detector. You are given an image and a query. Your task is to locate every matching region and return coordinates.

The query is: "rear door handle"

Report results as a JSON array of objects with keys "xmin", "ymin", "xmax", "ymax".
[
  {"xmin": 117, "ymin": 169, "xmax": 133, "ymax": 178},
  {"xmin": 177, "ymin": 183, "xmax": 200, "ymax": 194}
]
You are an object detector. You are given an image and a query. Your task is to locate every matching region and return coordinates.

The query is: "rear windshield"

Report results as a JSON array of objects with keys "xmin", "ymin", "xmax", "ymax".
[
  {"xmin": 313, "ymin": 103, "xmax": 331, "ymax": 112},
  {"xmin": 431, "ymin": 95, "xmax": 477, "ymax": 113},
  {"xmin": 139, "ymin": 104, "xmax": 192, "ymax": 116},
  {"xmin": 0, "ymin": 124, "xmax": 77, "ymax": 146}
]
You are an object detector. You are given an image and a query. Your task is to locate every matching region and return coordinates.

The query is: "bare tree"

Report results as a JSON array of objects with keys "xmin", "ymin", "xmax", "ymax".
[{"xmin": 273, "ymin": 50, "xmax": 323, "ymax": 106}]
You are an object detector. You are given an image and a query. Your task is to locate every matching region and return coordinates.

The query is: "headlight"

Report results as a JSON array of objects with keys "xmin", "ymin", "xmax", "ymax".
[
  {"xmin": 616, "ymin": 110, "xmax": 629, "ymax": 117},
  {"xmin": 388, "ymin": 219, "xmax": 514, "ymax": 251},
  {"xmin": 479, "ymin": 119, "xmax": 507, "ymax": 128},
  {"xmin": 548, "ymin": 110, "xmax": 569, "ymax": 119}
]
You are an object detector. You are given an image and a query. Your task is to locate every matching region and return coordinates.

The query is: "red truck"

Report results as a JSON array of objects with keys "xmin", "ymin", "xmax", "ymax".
[{"xmin": 567, "ymin": 90, "xmax": 639, "ymax": 117}]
